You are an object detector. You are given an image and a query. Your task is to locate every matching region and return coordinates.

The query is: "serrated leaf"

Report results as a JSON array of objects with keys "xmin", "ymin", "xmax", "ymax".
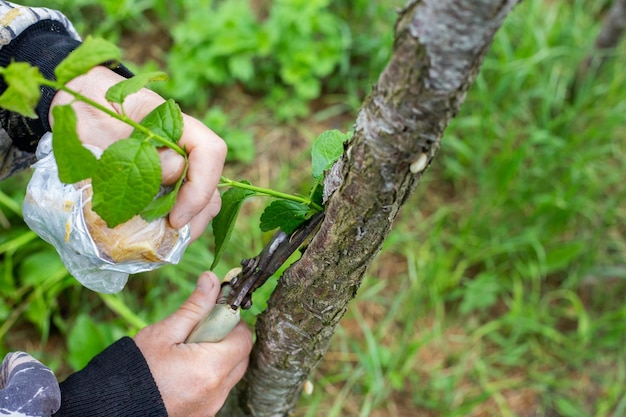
[
  {"xmin": 0, "ymin": 62, "xmax": 43, "ymax": 118},
  {"xmin": 92, "ymin": 139, "xmax": 161, "ymax": 227},
  {"xmin": 52, "ymin": 105, "xmax": 97, "ymax": 183},
  {"xmin": 105, "ymin": 71, "xmax": 168, "ymax": 104},
  {"xmin": 260, "ymin": 200, "xmax": 314, "ymax": 234},
  {"xmin": 210, "ymin": 183, "xmax": 255, "ymax": 270},
  {"xmin": 131, "ymin": 99, "xmax": 183, "ymax": 145},
  {"xmin": 311, "ymin": 129, "xmax": 350, "ymax": 180},
  {"xmin": 55, "ymin": 37, "xmax": 121, "ymax": 85}
]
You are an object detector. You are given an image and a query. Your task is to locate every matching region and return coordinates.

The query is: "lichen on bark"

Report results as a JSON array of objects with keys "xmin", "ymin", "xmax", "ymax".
[{"xmin": 218, "ymin": 1, "xmax": 520, "ymax": 416}]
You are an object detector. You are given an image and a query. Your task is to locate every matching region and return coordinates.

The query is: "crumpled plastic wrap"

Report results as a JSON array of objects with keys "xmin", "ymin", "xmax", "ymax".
[{"xmin": 22, "ymin": 133, "xmax": 190, "ymax": 293}]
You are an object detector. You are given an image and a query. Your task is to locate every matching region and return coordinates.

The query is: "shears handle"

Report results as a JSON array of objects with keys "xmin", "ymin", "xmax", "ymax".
[
  {"xmin": 186, "ymin": 269, "xmax": 241, "ymax": 343},
  {"xmin": 186, "ymin": 302, "xmax": 240, "ymax": 343}
]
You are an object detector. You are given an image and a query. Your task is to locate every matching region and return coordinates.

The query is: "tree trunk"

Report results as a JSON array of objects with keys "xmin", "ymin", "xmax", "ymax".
[
  {"xmin": 570, "ymin": 0, "xmax": 626, "ymax": 99},
  {"xmin": 218, "ymin": 1, "xmax": 520, "ymax": 415},
  {"xmin": 595, "ymin": 0, "xmax": 626, "ymax": 47}
]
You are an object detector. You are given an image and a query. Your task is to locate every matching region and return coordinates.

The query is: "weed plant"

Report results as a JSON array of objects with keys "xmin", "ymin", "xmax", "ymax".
[{"xmin": 2, "ymin": 0, "xmax": 626, "ymax": 416}]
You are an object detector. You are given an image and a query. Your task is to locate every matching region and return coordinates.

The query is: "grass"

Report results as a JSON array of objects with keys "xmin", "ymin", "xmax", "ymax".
[
  {"xmin": 294, "ymin": 1, "xmax": 626, "ymax": 416},
  {"xmin": 2, "ymin": 0, "xmax": 626, "ymax": 416}
]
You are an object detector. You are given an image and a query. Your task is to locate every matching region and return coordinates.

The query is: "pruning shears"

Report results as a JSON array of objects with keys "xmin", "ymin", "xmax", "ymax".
[{"xmin": 186, "ymin": 212, "xmax": 324, "ymax": 343}]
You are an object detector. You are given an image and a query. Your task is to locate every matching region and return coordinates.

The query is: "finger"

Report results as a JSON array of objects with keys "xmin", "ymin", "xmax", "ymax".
[
  {"xmin": 209, "ymin": 321, "xmax": 254, "ymax": 361},
  {"xmin": 187, "ymin": 190, "xmax": 221, "ymax": 242},
  {"xmin": 195, "ymin": 321, "xmax": 252, "ymax": 391},
  {"xmin": 213, "ymin": 357, "xmax": 249, "ymax": 411},
  {"xmin": 203, "ymin": 358, "xmax": 248, "ymax": 417},
  {"xmin": 124, "ymin": 86, "xmax": 166, "ymax": 123},
  {"xmin": 160, "ymin": 272, "xmax": 221, "ymax": 343},
  {"xmin": 169, "ymin": 115, "xmax": 227, "ymax": 229},
  {"xmin": 159, "ymin": 148, "xmax": 186, "ymax": 185},
  {"xmin": 228, "ymin": 321, "xmax": 254, "ymax": 356},
  {"xmin": 225, "ymin": 355, "xmax": 250, "ymax": 388}
]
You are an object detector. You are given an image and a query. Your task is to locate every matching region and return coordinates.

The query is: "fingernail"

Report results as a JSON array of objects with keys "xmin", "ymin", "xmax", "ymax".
[
  {"xmin": 169, "ymin": 211, "xmax": 191, "ymax": 230},
  {"xmin": 196, "ymin": 272, "xmax": 215, "ymax": 293}
]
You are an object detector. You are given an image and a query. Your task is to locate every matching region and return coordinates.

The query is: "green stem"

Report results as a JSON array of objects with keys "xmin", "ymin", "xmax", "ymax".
[
  {"xmin": 0, "ymin": 190, "xmax": 22, "ymax": 217},
  {"xmin": 309, "ymin": 181, "xmax": 322, "ymax": 202},
  {"xmin": 0, "ymin": 268, "xmax": 68, "ymax": 341},
  {"xmin": 0, "ymin": 231, "xmax": 38, "ymax": 255},
  {"xmin": 43, "ymin": 76, "xmax": 324, "ymax": 214},
  {"xmin": 99, "ymin": 293, "xmax": 148, "ymax": 330},
  {"xmin": 219, "ymin": 176, "xmax": 324, "ymax": 212},
  {"xmin": 42, "ymin": 79, "xmax": 186, "ymax": 157}
]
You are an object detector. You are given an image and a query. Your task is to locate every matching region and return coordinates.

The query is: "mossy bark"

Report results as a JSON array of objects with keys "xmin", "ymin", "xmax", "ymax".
[{"xmin": 218, "ymin": 1, "xmax": 519, "ymax": 415}]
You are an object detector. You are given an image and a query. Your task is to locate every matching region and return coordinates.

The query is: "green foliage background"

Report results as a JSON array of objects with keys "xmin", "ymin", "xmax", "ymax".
[{"xmin": 2, "ymin": 0, "xmax": 626, "ymax": 415}]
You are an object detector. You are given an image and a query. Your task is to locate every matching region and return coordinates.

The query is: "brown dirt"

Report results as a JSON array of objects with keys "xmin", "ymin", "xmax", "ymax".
[{"xmin": 119, "ymin": 17, "xmax": 172, "ymax": 66}]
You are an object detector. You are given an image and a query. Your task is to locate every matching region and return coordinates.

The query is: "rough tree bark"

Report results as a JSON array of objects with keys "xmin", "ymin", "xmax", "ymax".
[{"xmin": 219, "ymin": 1, "xmax": 520, "ymax": 415}]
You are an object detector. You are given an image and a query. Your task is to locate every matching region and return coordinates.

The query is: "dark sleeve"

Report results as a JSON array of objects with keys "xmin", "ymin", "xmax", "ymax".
[
  {"xmin": 54, "ymin": 337, "xmax": 168, "ymax": 417},
  {"xmin": 0, "ymin": 19, "xmax": 81, "ymax": 152},
  {"xmin": 0, "ymin": 19, "xmax": 133, "ymax": 154}
]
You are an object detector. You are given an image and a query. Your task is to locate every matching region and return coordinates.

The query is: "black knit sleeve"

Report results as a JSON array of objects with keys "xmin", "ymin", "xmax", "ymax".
[
  {"xmin": 0, "ymin": 19, "xmax": 81, "ymax": 152},
  {"xmin": 0, "ymin": 19, "xmax": 134, "ymax": 154},
  {"xmin": 54, "ymin": 337, "xmax": 168, "ymax": 417}
]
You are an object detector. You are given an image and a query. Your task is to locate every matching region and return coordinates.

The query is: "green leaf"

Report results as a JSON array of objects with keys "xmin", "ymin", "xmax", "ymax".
[
  {"xmin": 139, "ymin": 189, "xmax": 177, "ymax": 222},
  {"xmin": 459, "ymin": 273, "xmax": 501, "ymax": 315},
  {"xmin": 228, "ymin": 54, "xmax": 254, "ymax": 82},
  {"xmin": 55, "ymin": 36, "xmax": 121, "ymax": 85},
  {"xmin": 310, "ymin": 182, "xmax": 324, "ymax": 207},
  {"xmin": 20, "ymin": 252, "xmax": 66, "ymax": 287},
  {"xmin": 51, "ymin": 105, "xmax": 98, "ymax": 183},
  {"xmin": 545, "ymin": 242, "xmax": 584, "ymax": 274},
  {"xmin": 67, "ymin": 314, "xmax": 111, "ymax": 370},
  {"xmin": 92, "ymin": 139, "xmax": 161, "ymax": 227},
  {"xmin": 140, "ymin": 170, "xmax": 186, "ymax": 222},
  {"xmin": 0, "ymin": 62, "xmax": 43, "ymax": 118},
  {"xmin": 131, "ymin": 99, "xmax": 183, "ymax": 145},
  {"xmin": 260, "ymin": 200, "xmax": 314, "ymax": 234},
  {"xmin": 105, "ymin": 71, "xmax": 168, "ymax": 104},
  {"xmin": 210, "ymin": 183, "xmax": 255, "ymax": 270},
  {"xmin": 311, "ymin": 129, "xmax": 350, "ymax": 179}
]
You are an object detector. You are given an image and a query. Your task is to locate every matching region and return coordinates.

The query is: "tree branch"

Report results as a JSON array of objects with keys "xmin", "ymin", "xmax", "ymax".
[{"xmin": 218, "ymin": 1, "xmax": 520, "ymax": 415}]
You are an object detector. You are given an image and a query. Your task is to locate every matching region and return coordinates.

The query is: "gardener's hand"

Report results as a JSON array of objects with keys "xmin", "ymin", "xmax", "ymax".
[
  {"xmin": 49, "ymin": 66, "xmax": 227, "ymax": 241},
  {"xmin": 133, "ymin": 272, "xmax": 252, "ymax": 417}
]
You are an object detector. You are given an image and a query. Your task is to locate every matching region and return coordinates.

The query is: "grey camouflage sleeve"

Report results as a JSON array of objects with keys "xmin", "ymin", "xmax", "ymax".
[
  {"xmin": 0, "ymin": 351, "xmax": 61, "ymax": 417},
  {"xmin": 0, "ymin": 4, "xmax": 77, "ymax": 415}
]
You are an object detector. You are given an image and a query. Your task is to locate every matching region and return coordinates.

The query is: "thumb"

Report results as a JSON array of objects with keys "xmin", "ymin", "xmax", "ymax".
[{"xmin": 159, "ymin": 272, "xmax": 221, "ymax": 342}]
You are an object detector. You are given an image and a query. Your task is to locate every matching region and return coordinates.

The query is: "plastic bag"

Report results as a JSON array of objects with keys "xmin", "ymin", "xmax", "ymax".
[{"xmin": 22, "ymin": 133, "xmax": 190, "ymax": 293}]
